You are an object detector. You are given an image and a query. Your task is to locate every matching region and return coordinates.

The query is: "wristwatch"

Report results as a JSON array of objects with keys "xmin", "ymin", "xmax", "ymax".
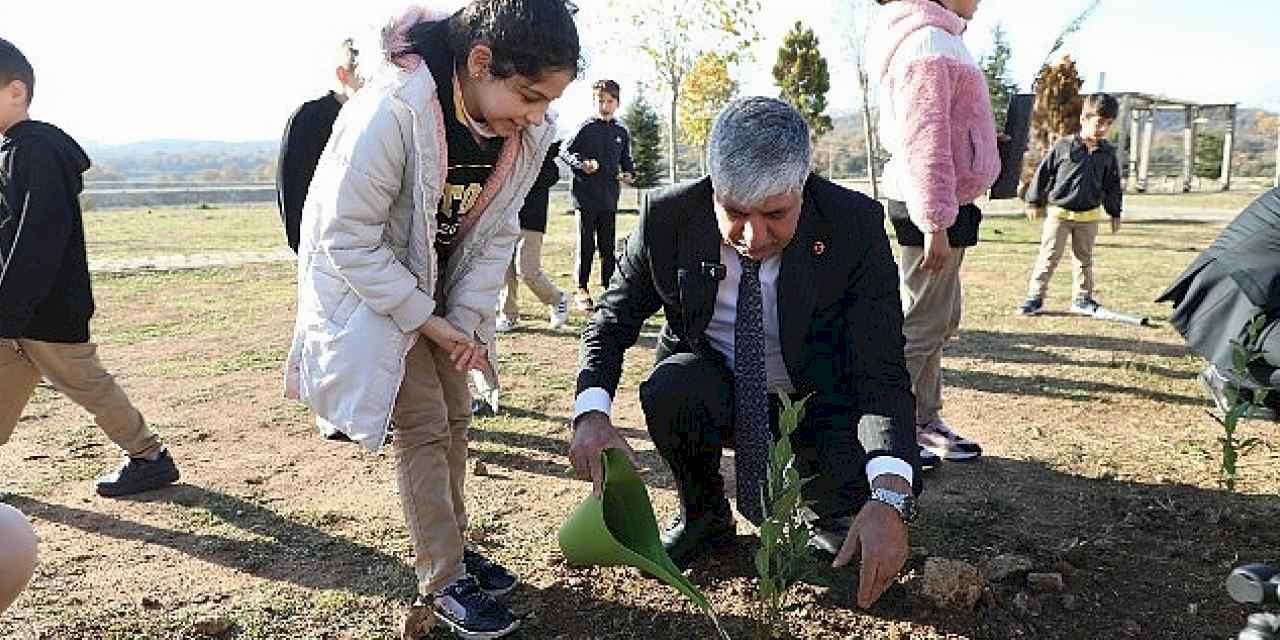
[{"xmin": 869, "ymin": 487, "xmax": 918, "ymax": 524}]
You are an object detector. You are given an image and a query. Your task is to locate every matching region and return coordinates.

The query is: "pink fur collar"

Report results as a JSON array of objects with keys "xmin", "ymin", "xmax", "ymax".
[{"xmin": 383, "ymin": 3, "xmax": 455, "ymax": 71}]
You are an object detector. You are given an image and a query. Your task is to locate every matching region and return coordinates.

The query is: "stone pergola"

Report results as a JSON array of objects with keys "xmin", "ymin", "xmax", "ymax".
[{"xmin": 1111, "ymin": 93, "xmax": 1237, "ymax": 193}]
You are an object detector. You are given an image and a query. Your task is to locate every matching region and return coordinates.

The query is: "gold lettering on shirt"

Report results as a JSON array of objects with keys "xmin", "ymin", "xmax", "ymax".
[{"xmin": 439, "ymin": 182, "xmax": 486, "ymax": 217}]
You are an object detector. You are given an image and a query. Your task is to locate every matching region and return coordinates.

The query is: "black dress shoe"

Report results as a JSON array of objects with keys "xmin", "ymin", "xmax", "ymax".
[{"xmin": 660, "ymin": 509, "xmax": 736, "ymax": 567}]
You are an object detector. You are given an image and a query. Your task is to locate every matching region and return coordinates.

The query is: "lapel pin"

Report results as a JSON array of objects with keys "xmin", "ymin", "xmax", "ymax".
[{"xmin": 812, "ymin": 241, "xmax": 826, "ymax": 256}]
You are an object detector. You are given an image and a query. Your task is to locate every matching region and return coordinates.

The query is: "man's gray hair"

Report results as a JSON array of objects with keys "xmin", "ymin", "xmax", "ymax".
[{"xmin": 707, "ymin": 96, "xmax": 811, "ymax": 205}]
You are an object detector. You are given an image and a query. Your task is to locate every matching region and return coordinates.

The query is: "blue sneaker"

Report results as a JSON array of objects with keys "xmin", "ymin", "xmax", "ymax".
[
  {"xmin": 464, "ymin": 546, "xmax": 518, "ymax": 597},
  {"xmin": 1017, "ymin": 297, "xmax": 1044, "ymax": 316},
  {"xmin": 1070, "ymin": 296, "xmax": 1101, "ymax": 316},
  {"xmin": 431, "ymin": 575, "xmax": 520, "ymax": 640}
]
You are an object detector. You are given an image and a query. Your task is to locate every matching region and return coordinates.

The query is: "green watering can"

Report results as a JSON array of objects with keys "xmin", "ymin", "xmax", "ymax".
[{"xmin": 557, "ymin": 448, "xmax": 712, "ymax": 614}]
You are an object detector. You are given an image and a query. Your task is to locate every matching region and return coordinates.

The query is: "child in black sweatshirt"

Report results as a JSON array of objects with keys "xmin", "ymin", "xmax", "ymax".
[
  {"xmin": 560, "ymin": 79, "xmax": 634, "ymax": 311},
  {"xmin": 0, "ymin": 37, "xmax": 180, "ymax": 497},
  {"xmin": 1018, "ymin": 93, "xmax": 1124, "ymax": 317}
]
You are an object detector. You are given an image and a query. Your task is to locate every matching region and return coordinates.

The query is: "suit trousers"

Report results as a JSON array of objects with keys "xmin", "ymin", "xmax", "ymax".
[
  {"xmin": 899, "ymin": 245, "xmax": 966, "ymax": 425},
  {"xmin": 391, "ymin": 338, "xmax": 472, "ymax": 595},
  {"xmin": 639, "ymin": 351, "xmax": 867, "ymax": 524},
  {"xmin": 576, "ymin": 208, "xmax": 617, "ymax": 291},
  {"xmin": 500, "ymin": 229, "xmax": 564, "ymax": 319},
  {"xmin": 0, "ymin": 339, "xmax": 160, "ymax": 456}
]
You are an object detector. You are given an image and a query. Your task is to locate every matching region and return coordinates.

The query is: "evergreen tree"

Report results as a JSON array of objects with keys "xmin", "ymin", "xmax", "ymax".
[
  {"xmin": 981, "ymin": 23, "xmax": 1019, "ymax": 132},
  {"xmin": 622, "ymin": 93, "xmax": 664, "ymax": 188},
  {"xmin": 773, "ymin": 21, "xmax": 832, "ymax": 139},
  {"xmin": 1195, "ymin": 131, "xmax": 1224, "ymax": 179}
]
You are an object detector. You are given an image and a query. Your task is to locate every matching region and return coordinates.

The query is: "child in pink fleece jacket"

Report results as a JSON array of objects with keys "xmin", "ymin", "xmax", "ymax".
[{"xmin": 867, "ymin": 0, "xmax": 1000, "ymax": 469}]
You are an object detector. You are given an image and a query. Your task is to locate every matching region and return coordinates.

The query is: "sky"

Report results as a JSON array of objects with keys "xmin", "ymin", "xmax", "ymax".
[{"xmin": 3, "ymin": 0, "xmax": 1277, "ymax": 145}]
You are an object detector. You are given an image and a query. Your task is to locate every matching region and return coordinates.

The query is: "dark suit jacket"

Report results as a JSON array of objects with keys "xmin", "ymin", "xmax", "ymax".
[
  {"xmin": 1158, "ymin": 187, "xmax": 1280, "ymax": 382},
  {"xmin": 578, "ymin": 174, "xmax": 919, "ymax": 478}
]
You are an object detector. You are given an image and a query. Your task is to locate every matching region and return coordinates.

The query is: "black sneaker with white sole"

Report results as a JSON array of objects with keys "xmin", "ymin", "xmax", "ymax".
[
  {"xmin": 432, "ymin": 575, "xmax": 520, "ymax": 640},
  {"xmin": 464, "ymin": 546, "xmax": 519, "ymax": 597},
  {"xmin": 95, "ymin": 449, "xmax": 180, "ymax": 497}
]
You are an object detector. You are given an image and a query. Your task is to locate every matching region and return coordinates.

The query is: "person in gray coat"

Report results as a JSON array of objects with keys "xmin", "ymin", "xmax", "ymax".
[{"xmin": 1158, "ymin": 187, "xmax": 1280, "ymax": 418}]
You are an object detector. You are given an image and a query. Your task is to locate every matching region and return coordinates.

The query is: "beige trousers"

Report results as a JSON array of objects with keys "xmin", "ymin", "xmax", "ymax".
[
  {"xmin": 899, "ymin": 246, "xmax": 966, "ymax": 425},
  {"xmin": 0, "ymin": 339, "xmax": 160, "ymax": 456},
  {"xmin": 500, "ymin": 229, "xmax": 564, "ymax": 319},
  {"xmin": 1027, "ymin": 217, "xmax": 1099, "ymax": 301},
  {"xmin": 391, "ymin": 338, "xmax": 473, "ymax": 595}
]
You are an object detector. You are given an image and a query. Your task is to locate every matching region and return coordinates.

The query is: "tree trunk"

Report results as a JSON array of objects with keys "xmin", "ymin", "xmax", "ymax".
[
  {"xmin": 668, "ymin": 85, "xmax": 680, "ymax": 185},
  {"xmin": 856, "ymin": 65, "xmax": 880, "ymax": 199}
]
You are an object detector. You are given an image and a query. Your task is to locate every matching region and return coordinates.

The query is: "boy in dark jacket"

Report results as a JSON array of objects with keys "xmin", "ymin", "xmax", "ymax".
[
  {"xmin": 0, "ymin": 38, "xmax": 179, "ymax": 497},
  {"xmin": 276, "ymin": 38, "xmax": 362, "ymax": 253},
  {"xmin": 1018, "ymin": 93, "xmax": 1124, "ymax": 317},
  {"xmin": 560, "ymin": 79, "xmax": 634, "ymax": 311}
]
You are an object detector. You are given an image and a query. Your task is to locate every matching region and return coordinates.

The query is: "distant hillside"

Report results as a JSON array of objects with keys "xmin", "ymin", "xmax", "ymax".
[
  {"xmin": 75, "ymin": 102, "xmax": 1277, "ymax": 185},
  {"xmin": 83, "ymin": 140, "xmax": 279, "ymax": 183}
]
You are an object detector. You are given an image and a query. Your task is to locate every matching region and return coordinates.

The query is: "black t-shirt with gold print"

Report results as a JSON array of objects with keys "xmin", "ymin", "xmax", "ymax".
[{"xmin": 418, "ymin": 19, "xmax": 504, "ymax": 269}]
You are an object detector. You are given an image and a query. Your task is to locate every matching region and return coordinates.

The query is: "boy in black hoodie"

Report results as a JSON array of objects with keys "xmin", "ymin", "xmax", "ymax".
[
  {"xmin": 560, "ymin": 79, "xmax": 634, "ymax": 311},
  {"xmin": 0, "ymin": 38, "xmax": 180, "ymax": 497}
]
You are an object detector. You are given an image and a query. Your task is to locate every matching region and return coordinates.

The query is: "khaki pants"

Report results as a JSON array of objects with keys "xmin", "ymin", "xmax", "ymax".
[
  {"xmin": 1027, "ymin": 217, "xmax": 1099, "ymax": 301},
  {"xmin": 500, "ymin": 229, "xmax": 564, "ymax": 319},
  {"xmin": 392, "ymin": 338, "xmax": 473, "ymax": 595},
  {"xmin": 0, "ymin": 339, "xmax": 160, "ymax": 456},
  {"xmin": 899, "ymin": 246, "xmax": 966, "ymax": 425}
]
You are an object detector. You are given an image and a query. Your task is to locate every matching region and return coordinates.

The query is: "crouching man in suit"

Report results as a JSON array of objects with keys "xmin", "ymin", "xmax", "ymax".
[{"xmin": 567, "ymin": 96, "xmax": 921, "ymax": 609}]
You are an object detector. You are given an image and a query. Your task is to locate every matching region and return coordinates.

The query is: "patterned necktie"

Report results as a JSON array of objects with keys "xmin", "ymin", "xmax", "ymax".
[{"xmin": 733, "ymin": 253, "xmax": 770, "ymax": 524}]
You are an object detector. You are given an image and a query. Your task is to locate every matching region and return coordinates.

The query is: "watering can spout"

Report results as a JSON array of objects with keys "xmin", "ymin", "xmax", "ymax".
[{"xmin": 558, "ymin": 448, "xmax": 714, "ymax": 614}]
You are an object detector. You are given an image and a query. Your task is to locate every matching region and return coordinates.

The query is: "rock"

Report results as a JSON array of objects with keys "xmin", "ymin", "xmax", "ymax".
[
  {"xmin": 470, "ymin": 460, "xmax": 490, "ymax": 477},
  {"xmin": 920, "ymin": 557, "xmax": 986, "ymax": 611},
  {"xmin": 1052, "ymin": 559, "xmax": 1078, "ymax": 577},
  {"xmin": 1061, "ymin": 594, "xmax": 1081, "ymax": 611},
  {"xmin": 981, "ymin": 586, "xmax": 998, "ymax": 609},
  {"xmin": 1027, "ymin": 572, "xmax": 1065, "ymax": 593},
  {"xmin": 191, "ymin": 617, "xmax": 232, "ymax": 636},
  {"xmin": 982, "ymin": 554, "xmax": 1035, "ymax": 583},
  {"xmin": 140, "ymin": 596, "xmax": 163, "ymax": 610},
  {"xmin": 402, "ymin": 603, "xmax": 436, "ymax": 640},
  {"xmin": 1012, "ymin": 591, "xmax": 1041, "ymax": 618}
]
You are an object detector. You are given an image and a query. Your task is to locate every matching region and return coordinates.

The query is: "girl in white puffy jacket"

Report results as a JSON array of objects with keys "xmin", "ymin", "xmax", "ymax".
[{"xmin": 286, "ymin": 2, "xmax": 580, "ymax": 636}]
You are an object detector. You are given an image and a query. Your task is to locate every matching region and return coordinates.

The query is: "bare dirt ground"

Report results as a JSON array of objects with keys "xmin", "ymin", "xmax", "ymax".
[{"xmin": 2, "ymin": 201, "xmax": 1278, "ymax": 640}]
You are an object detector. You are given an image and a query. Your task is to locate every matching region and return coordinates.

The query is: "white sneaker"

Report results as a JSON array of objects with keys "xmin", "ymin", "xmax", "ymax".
[
  {"xmin": 495, "ymin": 314, "xmax": 516, "ymax": 333},
  {"xmin": 549, "ymin": 292, "xmax": 570, "ymax": 329},
  {"xmin": 917, "ymin": 417, "xmax": 983, "ymax": 461}
]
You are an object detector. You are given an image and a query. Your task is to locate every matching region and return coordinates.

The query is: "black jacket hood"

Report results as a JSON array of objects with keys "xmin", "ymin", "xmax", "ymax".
[{"xmin": 4, "ymin": 120, "xmax": 91, "ymax": 193}]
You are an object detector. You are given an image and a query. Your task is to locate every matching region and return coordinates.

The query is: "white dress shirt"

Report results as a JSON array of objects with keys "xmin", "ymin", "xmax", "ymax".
[{"xmin": 575, "ymin": 243, "xmax": 913, "ymax": 486}]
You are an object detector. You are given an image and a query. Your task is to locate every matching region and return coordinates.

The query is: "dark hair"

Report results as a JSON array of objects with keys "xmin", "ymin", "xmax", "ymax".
[
  {"xmin": 592, "ymin": 79, "xmax": 620, "ymax": 100},
  {"xmin": 0, "ymin": 38, "xmax": 34, "ymax": 105},
  {"xmin": 1083, "ymin": 93, "xmax": 1120, "ymax": 120},
  {"xmin": 446, "ymin": 0, "xmax": 581, "ymax": 81}
]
